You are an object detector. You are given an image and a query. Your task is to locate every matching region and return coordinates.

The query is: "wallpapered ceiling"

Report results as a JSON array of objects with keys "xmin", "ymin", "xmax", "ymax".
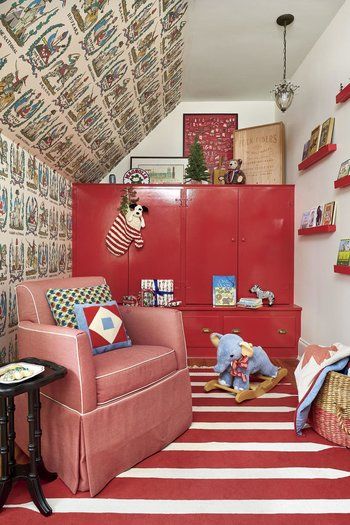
[{"xmin": 0, "ymin": 0, "xmax": 188, "ymax": 182}]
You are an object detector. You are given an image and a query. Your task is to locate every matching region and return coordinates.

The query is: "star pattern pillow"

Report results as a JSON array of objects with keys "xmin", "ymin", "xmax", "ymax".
[
  {"xmin": 74, "ymin": 301, "xmax": 132, "ymax": 355},
  {"xmin": 46, "ymin": 284, "xmax": 112, "ymax": 328}
]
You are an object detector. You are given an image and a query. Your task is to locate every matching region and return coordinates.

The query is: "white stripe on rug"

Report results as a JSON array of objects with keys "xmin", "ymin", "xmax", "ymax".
[
  {"xmin": 192, "ymin": 406, "xmax": 294, "ymax": 412},
  {"xmin": 191, "ymin": 381, "xmax": 292, "ymax": 386},
  {"xmin": 118, "ymin": 467, "xmax": 350, "ymax": 479},
  {"xmin": 7, "ymin": 499, "xmax": 350, "ymax": 514},
  {"xmin": 192, "ymin": 393, "xmax": 297, "ymax": 398},
  {"xmin": 164, "ymin": 442, "xmax": 337, "ymax": 452},
  {"xmin": 191, "ymin": 422, "xmax": 294, "ymax": 430}
]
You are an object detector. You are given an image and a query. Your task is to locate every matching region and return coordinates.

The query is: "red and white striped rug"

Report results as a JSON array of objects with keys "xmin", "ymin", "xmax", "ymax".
[{"xmin": 4, "ymin": 368, "xmax": 350, "ymax": 524}]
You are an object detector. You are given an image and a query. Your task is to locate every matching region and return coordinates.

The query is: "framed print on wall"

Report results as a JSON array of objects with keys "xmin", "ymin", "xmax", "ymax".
[
  {"xmin": 130, "ymin": 156, "xmax": 188, "ymax": 184},
  {"xmin": 183, "ymin": 113, "xmax": 238, "ymax": 173}
]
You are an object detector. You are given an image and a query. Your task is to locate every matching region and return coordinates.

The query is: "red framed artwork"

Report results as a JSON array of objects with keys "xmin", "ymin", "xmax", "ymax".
[{"xmin": 183, "ymin": 113, "xmax": 238, "ymax": 172}]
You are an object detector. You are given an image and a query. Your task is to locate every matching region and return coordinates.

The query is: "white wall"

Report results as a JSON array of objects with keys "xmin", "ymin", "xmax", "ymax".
[
  {"xmin": 102, "ymin": 101, "xmax": 276, "ymax": 182},
  {"xmin": 281, "ymin": 0, "xmax": 350, "ymax": 346}
]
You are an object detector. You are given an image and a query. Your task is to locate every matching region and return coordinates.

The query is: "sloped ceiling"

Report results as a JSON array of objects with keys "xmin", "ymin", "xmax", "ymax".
[{"xmin": 0, "ymin": 0, "xmax": 188, "ymax": 182}]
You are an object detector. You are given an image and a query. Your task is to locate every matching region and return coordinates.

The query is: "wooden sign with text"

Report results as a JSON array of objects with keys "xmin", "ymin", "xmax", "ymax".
[{"xmin": 234, "ymin": 122, "xmax": 285, "ymax": 184}]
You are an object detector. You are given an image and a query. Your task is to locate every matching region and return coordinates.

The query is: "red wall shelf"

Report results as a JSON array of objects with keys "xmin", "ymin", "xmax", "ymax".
[
  {"xmin": 336, "ymin": 83, "xmax": 350, "ymax": 104},
  {"xmin": 334, "ymin": 265, "xmax": 350, "ymax": 274},
  {"xmin": 298, "ymin": 225, "xmax": 336, "ymax": 236},
  {"xmin": 334, "ymin": 175, "xmax": 350, "ymax": 189},
  {"xmin": 298, "ymin": 144, "xmax": 337, "ymax": 171}
]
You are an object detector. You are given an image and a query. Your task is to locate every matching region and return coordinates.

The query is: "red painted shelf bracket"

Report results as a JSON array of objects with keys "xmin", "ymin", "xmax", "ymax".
[
  {"xmin": 334, "ymin": 175, "xmax": 350, "ymax": 189},
  {"xmin": 336, "ymin": 83, "xmax": 350, "ymax": 104},
  {"xmin": 298, "ymin": 144, "xmax": 337, "ymax": 171},
  {"xmin": 298, "ymin": 225, "xmax": 336, "ymax": 236},
  {"xmin": 334, "ymin": 265, "xmax": 350, "ymax": 274}
]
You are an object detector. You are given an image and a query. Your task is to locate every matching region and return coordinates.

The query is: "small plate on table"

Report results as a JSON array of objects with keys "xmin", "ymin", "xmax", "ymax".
[{"xmin": 0, "ymin": 362, "xmax": 45, "ymax": 384}]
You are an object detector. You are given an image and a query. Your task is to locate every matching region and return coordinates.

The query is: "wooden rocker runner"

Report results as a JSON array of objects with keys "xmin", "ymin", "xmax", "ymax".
[{"xmin": 204, "ymin": 368, "xmax": 288, "ymax": 403}]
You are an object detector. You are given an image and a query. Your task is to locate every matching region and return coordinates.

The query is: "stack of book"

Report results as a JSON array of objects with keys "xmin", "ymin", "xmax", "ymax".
[
  {"xmin": 300, "ymin": 201, "xmax": 336, "ymax": 229},
  {"xmin": 237, "ymin": 297, "xmax": 263, "ymax": 309}
]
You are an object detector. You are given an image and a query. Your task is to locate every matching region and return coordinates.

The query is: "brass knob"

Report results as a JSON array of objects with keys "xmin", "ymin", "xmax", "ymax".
[
  {"xmin": 232, "ymin": 328, "xmax": 241, "ymax": 334},
  {"xmin": 278, "ymin": 329, "xmax": 288, "ymax": 335},
  {"xmin": 202, "ymin": 328, "xmax": 212, "ymax": 333}
]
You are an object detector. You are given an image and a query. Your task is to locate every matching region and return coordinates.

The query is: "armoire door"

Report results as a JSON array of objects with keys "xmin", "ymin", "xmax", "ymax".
[
  {"xmin": 185, "ymin": 187, "xmax": 238, "ymax": 304},
  {"xmin": 128, "ymin": 186, "xmax": 183, "ymax": 299},
  {"xmin": 238, "ymin": 186, "xmax": 294, "ymax": 304}
]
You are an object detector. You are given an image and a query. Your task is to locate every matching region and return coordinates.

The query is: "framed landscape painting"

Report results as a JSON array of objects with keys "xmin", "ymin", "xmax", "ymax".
[
  {"xmin": 183, "ymin": 113, "xmax": 238, "ymax": 173},
  {"xmin": 130, "ymin": 156, "xmax": 188, "ymax": 184}
]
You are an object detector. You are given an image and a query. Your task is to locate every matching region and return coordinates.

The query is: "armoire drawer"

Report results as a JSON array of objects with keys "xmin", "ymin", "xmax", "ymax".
[
  {"xmin": 182, "ymin": 314, "xmax": 223, "ymax": 347},
  {"xmin": 223, "ymin": 315, "xmax": 296, "ymax": 348}
]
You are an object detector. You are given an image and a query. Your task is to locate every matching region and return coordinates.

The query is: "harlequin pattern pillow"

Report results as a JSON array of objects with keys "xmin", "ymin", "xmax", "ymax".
[
  {"xmin": 74, "ymin": 301, "xmax": 131, "ymax": 355},
  {"xmin": 46, "ymin": 284, "xmax": 112, "ymax": 328}
]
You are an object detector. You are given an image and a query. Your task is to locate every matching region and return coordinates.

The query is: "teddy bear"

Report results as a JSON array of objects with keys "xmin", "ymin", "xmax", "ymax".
[{"xmin": 224, "ymin": 159, "xmax": 246, "ymax": 185}]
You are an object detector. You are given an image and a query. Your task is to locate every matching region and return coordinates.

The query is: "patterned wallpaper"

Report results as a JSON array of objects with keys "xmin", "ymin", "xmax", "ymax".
[
  {"xmin": 0, "ymin": 131, "xmax": 72, "ymax": 364},
  {"xmin": 0, "ymin": 0, "xmax": 188, "ymax": 182}
]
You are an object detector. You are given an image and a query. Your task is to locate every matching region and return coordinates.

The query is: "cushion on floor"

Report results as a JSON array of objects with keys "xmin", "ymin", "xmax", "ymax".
[{"xmin": 94, "ymin": 345, "xmax": 177, "ymax": 404}]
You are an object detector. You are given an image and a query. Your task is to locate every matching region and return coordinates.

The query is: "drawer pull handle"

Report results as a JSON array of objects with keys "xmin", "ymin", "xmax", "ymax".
[
  {"xmin": 231, "ymin": 328, "xmax": 241, "ymax": 334},
  {"xmin": 278, "ymin": 329, "xmax": 288, "ymax": 335},
  {"xmin": 202, "ymin": 328, "xmax": 212, "ymax": 334}
]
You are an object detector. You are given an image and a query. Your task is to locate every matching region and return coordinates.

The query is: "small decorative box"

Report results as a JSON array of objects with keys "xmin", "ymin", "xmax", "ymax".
[{"xmin": 141, "ymin": 279, "xmax": 174, "ymax": 307}]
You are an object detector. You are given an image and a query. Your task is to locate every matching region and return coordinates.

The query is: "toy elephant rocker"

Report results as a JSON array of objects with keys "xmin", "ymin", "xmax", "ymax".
[{"xmin": 204, "ymin": 333, "xmax": 288, "ymax": 403}]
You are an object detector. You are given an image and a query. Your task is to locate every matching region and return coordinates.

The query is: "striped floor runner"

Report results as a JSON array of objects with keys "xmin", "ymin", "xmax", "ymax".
[{"xmin": 4, "ymin": 368, "xmax": 350, "ymax": 524}]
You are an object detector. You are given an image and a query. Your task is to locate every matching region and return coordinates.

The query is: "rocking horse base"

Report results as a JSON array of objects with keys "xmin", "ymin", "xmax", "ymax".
[{"xmin": 203, "ymin": 368, "xmax": 288, "ymax": 403}]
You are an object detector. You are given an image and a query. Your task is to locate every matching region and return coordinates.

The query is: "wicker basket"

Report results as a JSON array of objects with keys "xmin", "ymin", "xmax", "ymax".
[{"xmin": 310, "ymin": 371, "xmax": 350, "ymax": 447}]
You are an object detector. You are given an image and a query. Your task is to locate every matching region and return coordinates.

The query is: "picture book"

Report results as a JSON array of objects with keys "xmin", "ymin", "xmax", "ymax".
[
  {"xmin": 308, "ymin": 207, "xmax": 317, "ymax": 228},
  {"xmin": 337, "ymin": 159, "xmax": 350, "ymax": 179},
  {"xmin": 315, "ymin": 205, "xmax": 323, "ymax": 226},
  {"xmin": 213, "ymin": 276, "xmax": 236, "ymax": 307},
  {"xmin": 308, "ymin": 125, "xmax": 321, "ymax": 156},
  {"xmin": 302, "ymin": 140, "xmax": 310, "ymax": 161},
  {"xmin": 337, "ymin": 239, "xmax": 350, "ymax": 266},
  {"xmin": 319, "ymin": 117, "xmax": 335, "ymax": 149},
  {"xmin": 300, "ymin": 211, "xmax": 310, "ymax": 229},
  {"xmin": 322, "ymin": 201, "xmax": 336, "ymax": 226}
]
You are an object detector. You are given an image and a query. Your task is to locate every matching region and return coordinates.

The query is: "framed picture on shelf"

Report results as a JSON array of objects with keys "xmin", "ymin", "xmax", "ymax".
[
  {"xmin": 308, "ymin": 125, "xmax": 322, "ymax": 156},
  {"xmin": 319, "ymin": 117, "xmax": 335, "ymax": 149},
  {"xmin": 130, "ymin": 156, "xmax": 188, "ymax": 184},
  {"xmin": 337, "ymin": 159, "xmax": 350, "ymax": 179},
  {"xmin": 183, "ymin": 113, "xmax": 238, "ymax": 173},
  {"xmin": 302, "ymin": 140, "xmax": 310, "ymax": 161}
]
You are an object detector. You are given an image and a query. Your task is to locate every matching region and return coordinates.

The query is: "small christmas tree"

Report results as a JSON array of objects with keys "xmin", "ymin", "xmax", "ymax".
[
  {"xmin": 185, "ymin": 136, "xmax": 210, "ymax": 183},
  {"xmin": 119, "ymin": 187, "xmax": 139, "ymax": 216}
]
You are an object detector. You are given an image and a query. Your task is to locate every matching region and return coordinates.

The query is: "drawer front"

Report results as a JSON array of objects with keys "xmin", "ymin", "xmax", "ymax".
[
  {"xmin": 223, "ymin": 315, "xmax": 296, "ymax": 348},
  {"xmin": 183, "ymin": 314, "xmax": 223, "ymax": 348}
]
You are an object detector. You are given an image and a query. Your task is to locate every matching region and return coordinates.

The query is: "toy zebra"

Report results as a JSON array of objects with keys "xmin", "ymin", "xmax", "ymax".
[{"xmin": 249, "ymin": 284, "xmax": 275, "ymax": 306}]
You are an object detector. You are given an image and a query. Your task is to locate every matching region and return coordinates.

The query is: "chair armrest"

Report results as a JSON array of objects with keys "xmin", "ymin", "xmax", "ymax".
[
  {"xmin": 119, "ymin": 307, "xmax": 187, "ymax": 370},
  {"xmin": 17, "ymin": 321, "xmax": 96, "ymax": 414}
]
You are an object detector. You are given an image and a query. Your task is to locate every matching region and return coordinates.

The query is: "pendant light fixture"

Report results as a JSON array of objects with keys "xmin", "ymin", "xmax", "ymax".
[{"xmin": 271, "ymin": 14, "xmax": 299, "ymax": 112}]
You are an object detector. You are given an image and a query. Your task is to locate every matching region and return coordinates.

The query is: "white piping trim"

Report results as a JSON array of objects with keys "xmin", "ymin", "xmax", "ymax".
[
  {"xmin": 179, "ymin": 311, "xmax": 188, "ymax": 365},
  {"xmin": 95, "ymin": 350, "xmax": 175, "ymax": 379},
  {"xmin": 40, "ymin": 393, "xmax": 83, "ymax": 416},
  {"xmin": 19, "ymin": 322, "xmax": 85, "ymax": 414},
  {"xmin": 76, "ymin": 333, "xmax": 85, "ymax": 414},
  {"xmin": 96, "ymin": 371, "xmax": 177, "ymax": 406},
  {"xmin": 16, "ymin": 284, "xmax": 40, "ymax": 323},
  {"xmin": 41, "ymin": 370, "xmax": 184, "ymax": 415},
  {"xmin": 18, "ymin": 323, "xmax": 81, "ymax": 339}
]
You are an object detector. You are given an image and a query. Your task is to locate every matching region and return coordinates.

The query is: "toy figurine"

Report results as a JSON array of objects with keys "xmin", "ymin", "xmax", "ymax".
[
  {"xmin": 250, "ymin": 284, "xmax": 275, "ymax": 306},
  {"xmin": 204, "ymin": 332, "xmax": 287, "ymax": 403},
  {"xmin": 224, "ymin": 159, "xmax": 246, "ymax": 185}
]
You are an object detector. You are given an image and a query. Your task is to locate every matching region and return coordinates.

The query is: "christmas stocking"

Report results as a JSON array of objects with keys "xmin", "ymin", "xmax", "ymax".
[{"xmin": 106, "ymin": 212, "xmax": 144, "ymax": 256}]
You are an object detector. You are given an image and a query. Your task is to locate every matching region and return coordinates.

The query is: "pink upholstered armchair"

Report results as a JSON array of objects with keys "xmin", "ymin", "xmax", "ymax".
[{"xmin": 15, "ymin": 276, "xmax": 192, "ymax": 496}]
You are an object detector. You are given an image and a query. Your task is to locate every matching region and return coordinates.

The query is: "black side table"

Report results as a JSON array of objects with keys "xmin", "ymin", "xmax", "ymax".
[{"xmin": 0, "ymin": 357, "xmax": 67, "ymax": 516}]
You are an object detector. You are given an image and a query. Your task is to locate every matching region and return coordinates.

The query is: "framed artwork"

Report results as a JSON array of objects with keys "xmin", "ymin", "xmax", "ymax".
[
  {"xmin": 308, "ymin": 125, "xmax": 322, "ymax": 156},
  {"xmin": 234, "ymin": 122, "xmax": 285, "ymax": 184},
  {"xmin": 183, "ymin": 113, "xmax": 238, "ymax": 173},
  {"xmin": 319, "ymin": 117, "xmax": 335, "ymax": 149},
  {"xmin": 130, "ymin": 156, "xmax": 188, "ymax": 184}
]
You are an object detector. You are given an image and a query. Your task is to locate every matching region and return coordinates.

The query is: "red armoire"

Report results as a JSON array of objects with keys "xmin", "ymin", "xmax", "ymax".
[{"xmin": 73, "ymin": 184, "xmax": 301, "ymax": 359}]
